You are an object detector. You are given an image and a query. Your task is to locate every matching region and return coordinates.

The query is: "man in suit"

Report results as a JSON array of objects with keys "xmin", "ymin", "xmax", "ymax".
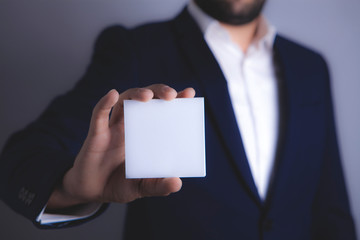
[{"xmin": 0, "ymin": 0, "xmax": 357, "ymax": 239}]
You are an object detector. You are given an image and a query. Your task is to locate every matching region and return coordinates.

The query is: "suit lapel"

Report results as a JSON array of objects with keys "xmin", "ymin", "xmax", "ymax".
[
  {"xmin": 265, "ymin": 36, "xmax": 324, "ymax": 208},
  {"xmin": 173, "ymin": 9, "xmax": 261, "ymax": 204}
]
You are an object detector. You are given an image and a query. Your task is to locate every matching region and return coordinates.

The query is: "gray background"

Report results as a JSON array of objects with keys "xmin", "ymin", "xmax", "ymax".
[{"xmin": 0, "ymin": 0, "xmax": 359, "ymax": 239}]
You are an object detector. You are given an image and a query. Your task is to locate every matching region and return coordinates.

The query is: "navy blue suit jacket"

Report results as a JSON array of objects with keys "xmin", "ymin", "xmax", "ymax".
[{"xmin": 0, "ymin": 8, "xmax": 356, "ymax": 240}]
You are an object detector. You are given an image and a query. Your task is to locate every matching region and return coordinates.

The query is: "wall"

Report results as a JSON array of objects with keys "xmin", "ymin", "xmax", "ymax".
[{"xmin": 0, "ymin": 0, "xmax": 359, "ymax": 239}]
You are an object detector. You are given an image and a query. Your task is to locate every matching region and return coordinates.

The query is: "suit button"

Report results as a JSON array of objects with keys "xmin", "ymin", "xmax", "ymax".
[
  {"xmin": 18, "ymin": 187, "xmax": 36, "ymax": 206},
  {"xmin": 262, "ymin": 219, "xmax": 273, "ymax": 231}
]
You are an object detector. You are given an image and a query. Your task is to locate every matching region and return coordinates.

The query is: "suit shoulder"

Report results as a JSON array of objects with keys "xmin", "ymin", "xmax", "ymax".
[
  {"xmin": 128, "ymin": 20, "xmax": 177, "ymax": 57},
  {"xmin": 98, "ymin": 25, "xmax": 129, "ymax": 38},
  {"xmin": 275, "ymin": 34, "xmax": 328, "ymax": 68},
  {"xmin": 93, "ymin": 25, "xmax": 132, "ymax": 54},
  {"xmin": 95, "ymin": 20, "xmax": 175, "ymax": 53},
  {"xmin": 132, "ymin": 19, "xmax": 173, "ymax": 37},
  {"xmin": 132, "ymin": 18, "xmax": 178, "ymax": 48}
]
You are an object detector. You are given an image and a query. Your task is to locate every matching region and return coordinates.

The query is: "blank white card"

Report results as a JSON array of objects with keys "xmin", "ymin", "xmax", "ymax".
[{"xmin": 124, "ymin": 97, "xmax": 206, "ymax": 178}]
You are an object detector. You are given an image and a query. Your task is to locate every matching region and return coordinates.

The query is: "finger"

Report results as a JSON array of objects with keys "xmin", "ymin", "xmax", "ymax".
[
  {"xmin": 121, "ymin": 87, "xmax": 155, "ymax": 102},
  {"xmin": 138, "ymin": 177, "xmax": 182, "ymax": 197},
  {"xmin": 109, "ymin": 88, "xmax": 154, "ymax": 126},
  {"xmin": 177, "ymin": 87, "xmax": 196, "ymax": 98},
  {"xmin": 89, "ymin": 89, "xmax": 119, "ymax": 135},
  {"xmin": 145, "ymin": 84, "xmax": 177, "ymax": 101}
]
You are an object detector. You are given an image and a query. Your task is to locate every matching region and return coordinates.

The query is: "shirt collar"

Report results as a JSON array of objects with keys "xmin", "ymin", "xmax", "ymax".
[{"xmin": 187, "ymin": 0, "xmax": 276, "ymax": 51}]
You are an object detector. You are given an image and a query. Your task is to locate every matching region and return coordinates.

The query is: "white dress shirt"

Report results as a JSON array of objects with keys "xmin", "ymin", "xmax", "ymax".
[
  {"xmin": 37, "ymin": 1, "xmax": 279, "ymax": 225},
  {"xmin": 188, "ymin": 1, "xmax": 279, "ymax": 200}
]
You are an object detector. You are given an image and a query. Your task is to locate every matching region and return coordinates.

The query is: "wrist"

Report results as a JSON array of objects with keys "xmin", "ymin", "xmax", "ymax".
[{"xmin": 46, "ymin": 168, "xmax": 88, "ymax": 210}]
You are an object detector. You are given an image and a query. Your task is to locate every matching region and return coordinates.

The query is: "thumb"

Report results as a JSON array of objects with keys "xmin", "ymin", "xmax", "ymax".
[{"xmin": 89, "ymin": 89, "xmax": 119, "ymax": 135}]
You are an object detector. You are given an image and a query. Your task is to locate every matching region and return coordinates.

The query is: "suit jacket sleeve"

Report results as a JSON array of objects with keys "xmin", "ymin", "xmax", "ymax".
[
  {"xmin": 0, "ymin": 25, "xmax": 137, "ymax": 228},
  {"xmin": 311, "ymin": 58, "xmax": 357, "ymax": 239}
]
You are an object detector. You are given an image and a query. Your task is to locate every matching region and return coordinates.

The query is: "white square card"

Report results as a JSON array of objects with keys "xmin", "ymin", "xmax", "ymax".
[{"xmin": 124, "ymin": 97, "xmax": 206, "ymax": 178}]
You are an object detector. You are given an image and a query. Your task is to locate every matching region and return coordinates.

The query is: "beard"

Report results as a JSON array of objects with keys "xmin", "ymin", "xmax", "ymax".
[{"xmin": 194, "ymin": 0, "xmax": 266, "ymax": 25}]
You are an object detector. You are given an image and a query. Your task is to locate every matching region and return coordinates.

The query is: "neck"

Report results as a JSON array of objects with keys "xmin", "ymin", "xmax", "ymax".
[{"xmin": 220, "ymin": 17, "xmax": 260, "ymax": 52}]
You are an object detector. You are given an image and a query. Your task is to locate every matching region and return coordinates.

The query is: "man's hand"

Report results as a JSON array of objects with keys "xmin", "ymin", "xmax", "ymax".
[{"xmin": 47, "ymin": 84, "xmax": 196, "ymax": 209}]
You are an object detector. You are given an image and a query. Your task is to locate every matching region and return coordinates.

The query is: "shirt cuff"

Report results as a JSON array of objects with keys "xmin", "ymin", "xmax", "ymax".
[{"xmin": 36, "ymin": 202, "xmax": 102, "ymax": 225}]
